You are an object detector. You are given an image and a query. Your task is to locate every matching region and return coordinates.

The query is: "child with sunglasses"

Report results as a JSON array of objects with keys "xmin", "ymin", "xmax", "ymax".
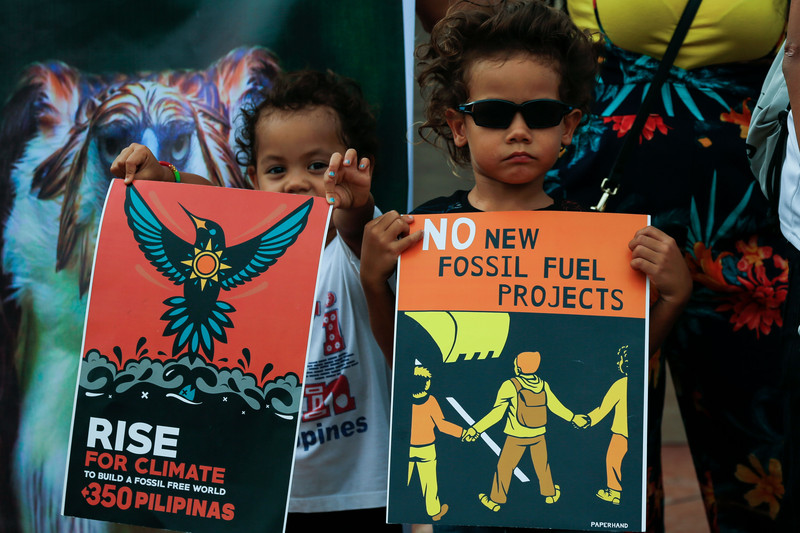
[{"xmin": 360, "ymin": 2, "xmax": 692, "ymax": 530}]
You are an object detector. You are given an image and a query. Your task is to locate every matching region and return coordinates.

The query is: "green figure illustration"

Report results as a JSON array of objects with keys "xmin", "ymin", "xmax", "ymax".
[
  {"xmin": 580, "ymin": 345, "xmax": 630, "ymax": 505},
  {"xmin": 463, "ymin": 351, "xmax": 586, "ymax": 511},
  {"xmin": 409, "ymin": 365, "xmax": 466, "ymax": 521}
]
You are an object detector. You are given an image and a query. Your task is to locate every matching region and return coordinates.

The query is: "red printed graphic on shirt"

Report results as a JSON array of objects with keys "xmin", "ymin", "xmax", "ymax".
[
  {"xmin": 301, "ymin": 290, "xmax": 357, "ymax": 423},
  {"xmin": 323, "ymin": 309, "xmax": 346, "ymax": 355},
  {"xmin": 302, "ymin": 375, "xmax": 356, "ymax": 422},
  {"xmin": 323, "ymin": 291, "xmax": 346, "ymax": 355}
]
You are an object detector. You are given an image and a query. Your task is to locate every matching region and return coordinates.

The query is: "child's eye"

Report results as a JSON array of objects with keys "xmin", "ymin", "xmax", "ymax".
[
  {"xmin": 266, "ymin": 166, "xmax": 286, "ymax": 175},
  {"xmin": 308, "ymin": 161, "xmax": 328, "ymax": 172}
]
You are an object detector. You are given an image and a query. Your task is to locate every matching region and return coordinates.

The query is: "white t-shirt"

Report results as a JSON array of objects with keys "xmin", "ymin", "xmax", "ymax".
[
  {"xmin": 780, "ymin": 110, "xmax": 800, "ymax": 251},
  {"xmin": 288, "ymin": 228, "xmax": 392, "ymax": 512}
]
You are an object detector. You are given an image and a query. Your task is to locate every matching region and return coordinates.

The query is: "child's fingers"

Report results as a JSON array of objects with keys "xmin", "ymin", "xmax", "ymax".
[
  {"xmin": 630, "ymin": 237, "xmax": 674, "ymax": 280},
  {"xmin": 389, "ymin": 214, "xmax": 413, "ymax": 236},
  {"xmin": 110, "ymin": 146, "xmax": 132, "ymax": 179},
  {"xmin": 630, "ymin": 256, "xmax": 658, "ymax": 277},
  {"xmin": 395, "ymin": 229, "xmax": 424, "ymax": 253},
  {"xmin": 358, "ymin": 156, "xmax": 370, "ymax": 171},
  {"xmin": 630, "ymin": 236, "xmax": 663, "ymax": 261},
  {"xmin": 628, "ymin": 225, "xmax": 691, "ymax": 308},
  {"xmin": 325, "ymin": 148, "xmax": 371, "ymax": 210},
  {"xmin": 111, "ymin": 143, "xmax": 175, "ymax": 184},
  {"xmin": 366, "ymin": 211, "xmax": 395, "ymax": 230},
  {"xmin": 628, "ymin": 225, "xmax": 668, "ymax": 251},
  {"xmin": 365, "ymin": 213, "xmax": 421, "ymax": 258},
  {"xmin": 123, "ymin": 146, "xmax": 151, "ymax": 185},
  {"xmin": 375, "ymin": 228, "xmax": 423, "ymax": 262},
  {"xmin": 325, "ymin": 152, "xmax": 345, "ymax": 205},
  {"xmin": 630, "ymin": 226, "xmax": 675, "ymax": 258},
  {"xmin": 386, "ymin": 214, "xmax": 418, "ymax": 240},
  {"xmin": 342, "ymin": 148, "xmax": 358, "ymax": 168},
  {"xmin": 110, "ymin": 144, "xmax": 148, "ymax": 184},
  {"xmin": 368, "ymin": 211, "xmax": 409, "ymax": 234}
]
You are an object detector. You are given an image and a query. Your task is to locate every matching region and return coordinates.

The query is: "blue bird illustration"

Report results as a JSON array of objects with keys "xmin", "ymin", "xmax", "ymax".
[{"xmin": 124, "ymin": 185, "xmax": 313, "ymax": 360}]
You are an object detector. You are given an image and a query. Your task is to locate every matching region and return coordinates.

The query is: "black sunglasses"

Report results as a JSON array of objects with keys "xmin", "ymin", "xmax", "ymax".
[{"xmin": 457, "ymin": 98, "xmax": 575, "ymax": 129}]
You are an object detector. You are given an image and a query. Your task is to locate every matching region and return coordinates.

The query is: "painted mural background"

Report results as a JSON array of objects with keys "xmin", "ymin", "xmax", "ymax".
[{"xmin": 0, "ymin": 2, "xmax": 407, "ymax": 532}]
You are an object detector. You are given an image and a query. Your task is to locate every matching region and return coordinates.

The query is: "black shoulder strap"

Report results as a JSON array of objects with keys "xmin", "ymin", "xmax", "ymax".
[{"xmin": 593, "ymin": 0, "xmax": 703, "ymax": 211}]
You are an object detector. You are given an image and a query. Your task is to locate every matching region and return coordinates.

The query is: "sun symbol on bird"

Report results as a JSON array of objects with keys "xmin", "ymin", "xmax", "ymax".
[
  {"xmin": 124, "ymin": 184, "xmax": 314, "ymax": 361},
  {"xmin": 182, "ymin": 220, "xmax": 231, "ymax": 291}
]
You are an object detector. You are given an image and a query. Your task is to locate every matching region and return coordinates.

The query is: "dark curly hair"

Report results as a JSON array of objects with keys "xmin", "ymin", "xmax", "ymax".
[
  {"xmin": 417, "ymin": 0, "xmax": 600, "ymax": 166},
  {"xmin": 236, "ymin": 69, "xmax": 378, "ymax": 169}
]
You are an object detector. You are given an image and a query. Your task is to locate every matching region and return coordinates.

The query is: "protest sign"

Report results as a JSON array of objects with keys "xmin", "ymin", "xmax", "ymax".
[
  {"xmin": 62, "ymin": 180, "xmax": 329, "ymax": 532},
  {"xmin": 389, "ymin": 210, "xmax": 649, "ymax": 531}
]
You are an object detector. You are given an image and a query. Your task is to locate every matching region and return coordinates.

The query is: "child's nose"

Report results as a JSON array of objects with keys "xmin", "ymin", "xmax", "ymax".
[
  {"xmin": 506, "ymin": 112, "xmax": 532, "ymax": 143},
  {"xmin": 284, "ymin": 172, "xmax": 312, "ymax": 194}
]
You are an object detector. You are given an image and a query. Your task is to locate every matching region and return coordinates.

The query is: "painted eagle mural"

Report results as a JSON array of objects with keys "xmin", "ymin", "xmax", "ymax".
[{"xmin": 0, "ymin": 47, "xmax": 279, "ymax": 532}]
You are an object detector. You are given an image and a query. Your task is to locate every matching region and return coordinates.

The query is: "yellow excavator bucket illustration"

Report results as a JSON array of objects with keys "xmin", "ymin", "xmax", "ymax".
[{"xmin": 404, "ymin": 311, "xmax": 510, "ymax": 363}]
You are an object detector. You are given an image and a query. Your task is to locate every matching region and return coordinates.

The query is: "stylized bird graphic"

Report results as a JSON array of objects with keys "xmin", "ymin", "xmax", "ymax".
[{"xmin": 124, "ymin": 184, "xmax": 313, "ymax": 361}]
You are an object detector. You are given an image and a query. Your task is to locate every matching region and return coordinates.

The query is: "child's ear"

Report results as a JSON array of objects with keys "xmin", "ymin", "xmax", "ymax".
[
  {"xmin": 560, "ymin": 109, "xmax": 583, "ymax": 146},
  {"xmin": 246, "ymin": 165, "xmax": 257, "ymax": 188},
  {"xmin": 445, "ymin": 108, "xmax": 469, "ymax": 147}
]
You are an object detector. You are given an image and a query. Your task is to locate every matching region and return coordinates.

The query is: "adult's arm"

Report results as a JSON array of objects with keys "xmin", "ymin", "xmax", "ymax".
[{"xmin": 784, "ymin": 2, "xmax": 800, "ymax": 140}]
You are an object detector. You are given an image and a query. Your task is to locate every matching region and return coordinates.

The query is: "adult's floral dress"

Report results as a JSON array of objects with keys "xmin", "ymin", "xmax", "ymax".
[{"xmin": 551, "ymin": 1, "xmax": 789, "ymax": 531}]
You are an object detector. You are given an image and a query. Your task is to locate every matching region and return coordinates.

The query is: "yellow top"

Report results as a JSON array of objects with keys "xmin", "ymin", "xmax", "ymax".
[{"xmin": 568, "ymin": 0, "xmax": 785, "ymax": 70}]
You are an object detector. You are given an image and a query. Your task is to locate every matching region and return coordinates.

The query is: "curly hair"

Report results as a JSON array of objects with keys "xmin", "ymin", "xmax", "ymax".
[
  {"xmin": 236, "ymin": 69, "xmax": 378, "ymax": 169},
  {"xmin": 417, "ymin": 0, "xmax": 600, "ymax": 166}
]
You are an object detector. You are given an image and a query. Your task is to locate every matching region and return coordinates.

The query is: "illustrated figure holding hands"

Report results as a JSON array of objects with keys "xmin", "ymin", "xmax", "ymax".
[
  {"xmin": 575, "ymin": 345, "xmax": 630, "ymax": 505},
  {"xmin": 463, "ymin": 351, "xmax": 584, "ymax": 511},
  {"xmin": 409, "ymin": 365, "xmax": 466, "ymax": 522}
]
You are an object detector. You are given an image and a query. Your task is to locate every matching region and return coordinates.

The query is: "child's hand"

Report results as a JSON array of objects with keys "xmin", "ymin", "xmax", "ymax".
[
  {"xmin": 110, "ymin": 143, "xmax": 173, "ymax": 184},
  {"xmin": 325, "ymin": 148, "xmax": 372, "ymax": 209},
  {"xmin": 628, "ymin": 226, "xmax": 692, "ymax": 308},
  {"xmin": 360, "ymin": 211, "xmax": 424, "ymax": 289},
  {"xmin": 360, "ymin": 211, "xmax": 424, "ymax": 364}
]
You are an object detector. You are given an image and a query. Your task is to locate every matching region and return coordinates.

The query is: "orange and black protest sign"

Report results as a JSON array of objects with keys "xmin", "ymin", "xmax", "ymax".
[{"xmin": 389, "ymin": 210, "xmax": 649, "ymax": 531}]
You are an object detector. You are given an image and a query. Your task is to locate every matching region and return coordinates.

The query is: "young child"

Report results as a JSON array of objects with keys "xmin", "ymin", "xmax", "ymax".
[
  {"xmin": 111, "ymin": 70, "xmax": 399, "ymax": 531},
  {"xmin": 359, "ymin": 2, "xmax": 692, "ymax": 530}
]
